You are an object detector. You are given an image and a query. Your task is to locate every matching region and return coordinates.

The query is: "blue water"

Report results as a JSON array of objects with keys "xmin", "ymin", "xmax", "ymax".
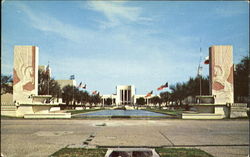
[{"xmin": 81, "ymin": 110, "xmax": 167, "ymax": 116}]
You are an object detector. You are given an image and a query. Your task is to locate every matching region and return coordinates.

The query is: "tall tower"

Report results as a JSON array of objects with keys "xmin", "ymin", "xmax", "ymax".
[
  {"xmin": 209, "ymin": 45, "xmax": 234, "ymax": 104},
  {"xmin": 13, "ymin": 46, "xmax": 39, "ymax": 104}
]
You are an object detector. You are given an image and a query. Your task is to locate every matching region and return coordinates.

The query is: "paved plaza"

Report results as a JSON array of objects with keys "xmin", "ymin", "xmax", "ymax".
[{"xmin": 1, "ymin": 119, "xmax": 249, "ymax": 157}]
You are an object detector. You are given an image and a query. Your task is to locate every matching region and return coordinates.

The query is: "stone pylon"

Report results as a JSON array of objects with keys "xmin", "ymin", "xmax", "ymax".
[
  {"xmin": 13, "ymin": 46, "xmax": 39, "ymax": 104},
  {"xmin": 209, "ymin": 45, "xmax": 234, "ymax": 104}
]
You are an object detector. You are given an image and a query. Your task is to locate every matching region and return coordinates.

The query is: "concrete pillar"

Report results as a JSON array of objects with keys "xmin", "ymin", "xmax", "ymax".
[
  {"xmin": 126, "ymin": 90, "xmax": 128, "ymax": 104},
  {"xmin": 122, "ymin": 90, "xmax": 124, "ymax": 104}
]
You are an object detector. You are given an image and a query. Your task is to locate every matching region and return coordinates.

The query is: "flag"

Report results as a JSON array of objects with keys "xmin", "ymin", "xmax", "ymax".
[
  {"xmin": 45, "ymin": 64, "xmax": 50, "ymax": 75},
  {"xmin": 204, "ymin": 56, "xmax": 209, "ymax": 64},
  {"xmin": 70, "ymin": 75, "xmax": 75, "ymax": 80},
  {"xmin": 157, "ymin": 82, "xmax": 168, "ymax": 91},
  {"xmin": 197, "ymin": 65, "xmax": 203, "ymax": 76},
  {"xmin": 145, "ymin": 90, "xmax": 153, "ymax": 97},
  {"xmin": 83, "ymin": 84, "xmax": 86, "ymax": 89},
  {"xmin": 77, "ymin": 82, "xmax": 82, "ymax": 88},
  {"xmin": 45, "ymin": 64, "xmax": 50, "ymax": 79},
  {"xmin": 92, "ymin": 90, "xmax": 98, "ymax": 95},
  {"xmin": 77, "ymin": 82, "xmax": 87, "ymax": 89},
  {"xmin": 157, "ymin": 86, "xmax": 164, "ymax": 91}
]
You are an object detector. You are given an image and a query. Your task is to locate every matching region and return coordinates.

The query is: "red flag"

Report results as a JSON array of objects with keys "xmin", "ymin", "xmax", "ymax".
[
  {"xmin": 145, "ymin": 90, "xmax": 153, "ymax": 97},
  {"xmin": 204, "ymin": 56, "xmax": 209, "ymax": 64},
  {"xmin": 157, "ymin": 86, "xmax": 164, "ymax": 91},
  {"xmin": 157, "ymin": 82, "xmax": 168, "ymax": 91}
]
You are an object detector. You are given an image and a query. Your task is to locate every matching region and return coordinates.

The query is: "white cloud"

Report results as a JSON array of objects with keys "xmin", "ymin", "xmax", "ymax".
[
  {"xmin": 9, "ymin": 2, "xmax": 206, "ymax": 94},
  {"xmin": 16, "ymin": 3, "xmax": 96, "ymax": 43},
  {"xmin": 85, "ymin": 1, "xmax": 152, "ymax": 28}
]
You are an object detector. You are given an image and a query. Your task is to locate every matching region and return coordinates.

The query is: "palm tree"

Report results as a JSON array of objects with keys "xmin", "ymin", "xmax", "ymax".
[{"xmin": 38, "ymin": 69, "xmax": 61, "ymax": 98}]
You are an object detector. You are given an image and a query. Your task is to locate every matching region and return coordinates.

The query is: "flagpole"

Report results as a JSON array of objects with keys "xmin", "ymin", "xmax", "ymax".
[
  {"xmin": 70, "ymin": 75, "xmax": 75, "ymax": 105},
  {"xmin": 199, "ymin": 38, "xmax": 202, "ymax": 96},
  {"xmin": 200, "ymin": 75, "xmax": 202, "ymax": 96},
  {"xmin": 73, "ymin": 85, "xmax": 74, "ymax": 105},
  {"xmin": 47, "ymin": 61, "xmax": 50, "ymax": 95}
]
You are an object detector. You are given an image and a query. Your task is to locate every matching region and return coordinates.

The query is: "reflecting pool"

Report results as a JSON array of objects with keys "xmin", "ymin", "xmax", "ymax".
[{"xmin": 80, "ymin": 110, "xmax": 167, "ymax": 116}]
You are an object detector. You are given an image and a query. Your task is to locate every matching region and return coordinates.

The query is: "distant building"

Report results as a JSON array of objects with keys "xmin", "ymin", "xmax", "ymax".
[
  {"xmin": 102, "ymin": 85, "xmax": 156, "ymax": 105},
  {"xmin": 56, "ymin": 80, "xmax": 76, "ymax": 89}
]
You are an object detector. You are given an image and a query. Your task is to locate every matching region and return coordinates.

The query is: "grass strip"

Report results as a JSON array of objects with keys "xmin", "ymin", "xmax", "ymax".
[
  {"xmin": 156, "ymin": 148, "xmax": 214, "ymax": 157},
  {"xmin": 50, "ymin": 148, "xmax": 107, "ymax": 157},
  {"xmin": 50, "ymin": 147, "xmax": 214, "ymax": 157}
]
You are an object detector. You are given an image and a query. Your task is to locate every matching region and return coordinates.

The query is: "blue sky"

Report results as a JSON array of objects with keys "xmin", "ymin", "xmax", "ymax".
[{"xmin": 2, "ymin": 1, "xmax": 249, "ymax": 95}]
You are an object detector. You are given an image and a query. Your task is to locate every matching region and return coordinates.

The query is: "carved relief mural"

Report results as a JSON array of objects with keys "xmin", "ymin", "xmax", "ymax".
[
  {"xmin": 13, "ymin": 46, "xmax": 38, "ymax": 104},
  {"xmin": 209, "ymin": 45, "xmax": 234, "ymax": 104}
]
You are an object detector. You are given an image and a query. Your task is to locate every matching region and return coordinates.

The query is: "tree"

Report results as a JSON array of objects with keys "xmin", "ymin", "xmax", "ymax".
[
  {"xmin": 169, "ymin": 76, "xmax": 209, "ymax": 105},
  {"xmin": 79, "ymin": 91, "xmax": 90, "ymax": 105},
  {"xmin": 170, "ymin": 83, "xmax": 186, "ymax": 105},
  {"xmin": 185, "ymin": 76, "xmax": 209, "ymax": 96},
  {"xmin": 136, "ymin": 97, "xmax": 146, "ymax": 106},
  {"xmin": 105, "ymin": 98, "xmax": 113, "ymax": 106},
  {"xmin": 234, "ymin": 56, "xmax": 249, "ymax": 102},
  {"xmin": 1, "ymin": 74, "xmax": 13, "ymax": 95},
  {"xmin": 160, "ymin": 91, "xmax": 172, "ymax": 105},
  {"xmin": 74, "ymin": 89, "xmax": 82, "ymax": 104},
  {"xmin": 150, "ymin": 96, "xmax": 162, "ymax": 107},
  {"xmin": 62, "ymin": 85, "xmax": 74, "ymax": 105},
  {"xmin": 89, "ymin": 94, "xmax": 101, "ymax": 106},
  {"xmin": 38, "ymin": 69, "xmax": 61, "ymax": 98}
]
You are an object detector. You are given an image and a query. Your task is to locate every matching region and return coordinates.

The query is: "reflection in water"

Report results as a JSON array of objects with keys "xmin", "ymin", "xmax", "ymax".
[{"xmin": 81, "ymin": 110, "xmax": 168, "ymax": 116}]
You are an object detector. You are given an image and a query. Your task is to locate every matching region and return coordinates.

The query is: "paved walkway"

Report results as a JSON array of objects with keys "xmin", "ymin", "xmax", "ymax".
[{"xmin": 1, "ymin": 119, "xmax": 249, "ymax": 157}]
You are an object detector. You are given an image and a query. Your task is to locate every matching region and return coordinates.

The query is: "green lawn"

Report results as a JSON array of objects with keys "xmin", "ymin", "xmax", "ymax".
[
  {"xmin": 50, "ymin": 148, "xmax": 107, "ymax": 157},
  {"xmin": 50, "ymin": 148, "xmax": 214, "ymax": 157},
  {"xmin": 156, "ymin": 148, "xmax": 214, "ymax": 157},
  {"xmin": 66, "ymin": 109, "xmax": 103, "ymax": 115}
]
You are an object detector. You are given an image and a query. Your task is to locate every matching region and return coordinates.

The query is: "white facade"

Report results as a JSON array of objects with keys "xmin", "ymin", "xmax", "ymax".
[
  {"xmin": 116, "ymin": 85, "xmax": 135, "ymax": 105},
  {"xmin": 102, "ymin": 85, "xmax": 155, "ymax": 105}
]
